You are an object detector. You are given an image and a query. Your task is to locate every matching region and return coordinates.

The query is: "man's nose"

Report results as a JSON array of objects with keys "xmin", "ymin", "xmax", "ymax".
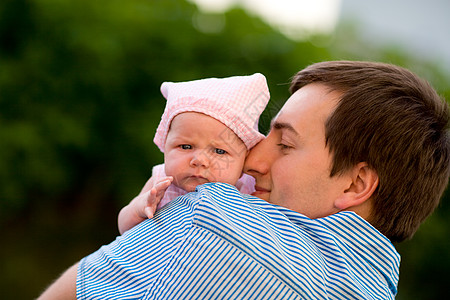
[
  {"xmin": 244, "ymin": 137, "xmax": 274, "ymax": 176},
  {"xmin": 190, "ymin": 151, "xmax": 210, "ymax": 168}
]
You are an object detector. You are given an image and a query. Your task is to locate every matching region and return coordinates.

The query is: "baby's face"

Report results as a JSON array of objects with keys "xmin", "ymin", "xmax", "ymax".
[{"xmin": 164, "ymin": 112, "xmax": 247, "ymax": 192}]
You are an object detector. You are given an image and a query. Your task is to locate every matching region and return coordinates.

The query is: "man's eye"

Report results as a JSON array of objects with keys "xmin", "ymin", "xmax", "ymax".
[
  {"xmin": 180, "ymin": 144, "xmax": 192, "ymax": 150},
  {"xmin": 215, "ymin": 148, "xmax": 227, "ymax": 155},
  {"xmin": 277, "ymin": 143, "xmax": 292, "ymax": 150}
]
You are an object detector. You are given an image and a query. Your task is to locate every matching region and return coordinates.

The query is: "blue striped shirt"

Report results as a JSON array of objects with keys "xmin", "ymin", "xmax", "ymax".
[{"xmin": 77, "ymin": 182, "xmax": 400, "ymax": 299}]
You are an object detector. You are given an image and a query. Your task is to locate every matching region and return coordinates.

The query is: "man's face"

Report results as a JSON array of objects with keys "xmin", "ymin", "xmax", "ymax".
[{"xmin": 244, "ymin": 83, "xmax": 351, "ymax": 218}]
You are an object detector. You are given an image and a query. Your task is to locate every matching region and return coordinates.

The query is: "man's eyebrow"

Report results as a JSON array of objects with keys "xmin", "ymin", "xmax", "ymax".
[{"xmin": 270, "ymin": 119, "xmax": 299, "ymax": 136}]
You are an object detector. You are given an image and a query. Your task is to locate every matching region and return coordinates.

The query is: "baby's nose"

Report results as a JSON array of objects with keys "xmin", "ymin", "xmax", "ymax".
[{"xmin": 190, "ymin": 151, "xmax": 210, "ymax": 168}]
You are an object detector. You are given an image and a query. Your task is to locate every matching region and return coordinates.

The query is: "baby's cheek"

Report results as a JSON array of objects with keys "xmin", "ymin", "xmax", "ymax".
[{"xmin": 221, "ymin": 164, "xmax": 245, "ymax": 185}]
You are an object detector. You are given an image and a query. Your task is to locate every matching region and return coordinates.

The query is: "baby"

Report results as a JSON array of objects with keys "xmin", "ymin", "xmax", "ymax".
[{"xmin": 118, "ymin": 73, "xmax": 270, "ymax": 234}]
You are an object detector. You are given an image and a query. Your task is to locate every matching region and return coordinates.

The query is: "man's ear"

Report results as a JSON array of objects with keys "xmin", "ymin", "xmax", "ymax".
[{"xmin": 334, "ymin": 162, "xmax": 379, "ymax": 210}]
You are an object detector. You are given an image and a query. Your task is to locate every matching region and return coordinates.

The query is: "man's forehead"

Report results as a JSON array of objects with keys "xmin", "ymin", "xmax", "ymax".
[{"xmin": 273, "ymin": 84, "xmax": 340, "ymax": 125}]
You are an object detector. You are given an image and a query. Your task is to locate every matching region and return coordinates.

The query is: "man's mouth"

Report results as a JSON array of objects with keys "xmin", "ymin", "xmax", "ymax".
[{"xmin": 252, "ymin": 186, "xmax": 270, "ymax": 195}]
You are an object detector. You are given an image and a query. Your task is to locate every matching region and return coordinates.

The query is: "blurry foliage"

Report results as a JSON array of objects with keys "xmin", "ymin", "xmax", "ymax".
[{"xmin": 0, "ymin": 0, "xmax": 448, "ymax": 299}]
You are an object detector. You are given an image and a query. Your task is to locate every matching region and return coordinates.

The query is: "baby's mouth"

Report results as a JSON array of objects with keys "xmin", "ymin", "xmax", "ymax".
[{"xmin": 188, "ymin": 175, "xmax": 209, "ymax": 182}]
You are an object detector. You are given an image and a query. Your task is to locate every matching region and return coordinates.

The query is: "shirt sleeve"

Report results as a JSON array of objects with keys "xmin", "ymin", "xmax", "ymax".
[{"xmin": 76, "ymin": 193, "xmax": 198, "ymax": 300}]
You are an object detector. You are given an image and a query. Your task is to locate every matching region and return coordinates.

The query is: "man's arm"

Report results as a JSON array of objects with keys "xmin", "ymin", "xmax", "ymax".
[{"xmin": 37, "ymin": 262, "xmax": 78, "ymax": 300}]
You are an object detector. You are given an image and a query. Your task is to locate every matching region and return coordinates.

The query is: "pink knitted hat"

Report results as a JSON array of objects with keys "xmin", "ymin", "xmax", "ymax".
[{"xmin": 153, "ymin": 73, "xmax": 270, "ymax": 152}]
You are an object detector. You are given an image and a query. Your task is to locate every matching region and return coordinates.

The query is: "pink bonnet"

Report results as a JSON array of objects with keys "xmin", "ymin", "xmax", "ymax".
[{"xmin": 153, "ymin": 73, "xmax": 270, "ymax": 152}]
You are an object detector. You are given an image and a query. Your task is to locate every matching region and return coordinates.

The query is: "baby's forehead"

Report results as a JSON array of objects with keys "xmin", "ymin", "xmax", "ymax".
[
  {"xmin": 169, "ymin": 112, "xmax": 247, "ymax": 148},
  {"xmin": 169, "ymin": 111, "xmax": 225, "ymax": 131},
  {"xmin": 170, "ymin": 111, "xmax": 214, "ymax": 123}
]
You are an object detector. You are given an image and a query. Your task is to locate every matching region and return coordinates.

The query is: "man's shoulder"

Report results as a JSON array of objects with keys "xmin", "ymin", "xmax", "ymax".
[
  {"xmin": 192, "ymin": 182, "xmax": 280, "ymax": 228},
  {"xmin": 191, "ymin": 183, "xmax": 400, "ymax": 297}
]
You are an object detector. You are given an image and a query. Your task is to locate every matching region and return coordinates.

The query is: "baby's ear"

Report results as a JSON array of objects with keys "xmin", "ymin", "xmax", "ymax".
[{"xmin": 334, "ymin": 162, "xmax": 379, "ymax": 210}]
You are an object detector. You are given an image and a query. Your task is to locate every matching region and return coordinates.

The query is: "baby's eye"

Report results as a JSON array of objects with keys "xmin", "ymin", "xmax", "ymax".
[
  {"xmin": 214, "ymin": 148, "xmax": 227, "ymax": 155},
  {"xmin": 180, "ymin": 144, "xmax": 192, "ymax": 150}
]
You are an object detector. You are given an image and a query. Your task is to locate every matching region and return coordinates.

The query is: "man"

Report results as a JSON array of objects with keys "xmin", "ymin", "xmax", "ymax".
[{"xmin": 39, "ymin": 61, "xmax": 450, "ymax": 299}]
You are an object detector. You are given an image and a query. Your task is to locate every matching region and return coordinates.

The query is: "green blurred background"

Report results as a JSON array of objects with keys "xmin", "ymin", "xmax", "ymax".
[{"xmin": 0, "ymin": 0, "xmax": 448, "ymax": 299}]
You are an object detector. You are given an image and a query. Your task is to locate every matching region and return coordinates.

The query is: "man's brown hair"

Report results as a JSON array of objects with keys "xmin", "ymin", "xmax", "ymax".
[{"xmin": 290, "ymin": 61, "xmax": 450, "ymax": 242}]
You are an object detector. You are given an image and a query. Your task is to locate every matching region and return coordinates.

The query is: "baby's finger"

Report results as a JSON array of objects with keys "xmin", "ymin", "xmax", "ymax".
[
  {"xmin": 155, "ymin": 176, "xmax": 173, "ymax": 186},
  {"xmin": 147, "ymin": 187, "xmax": 158, "ymax": 203},
  {"xmin": 154, "ymin": 178, "xmax": 172, "ymax": 193},
  {"xmin": 144, "ymin": 206, "xmax": 155, "ymax": 219}
]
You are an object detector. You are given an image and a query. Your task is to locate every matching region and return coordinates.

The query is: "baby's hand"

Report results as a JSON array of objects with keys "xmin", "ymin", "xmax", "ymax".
[
  {"xmin": 141, "ymin": 176, "xmax": 173, "ymax": 219},
  {"xmin": 118, "ymin": 176, "xmax": 173, "ymax": 235}
]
